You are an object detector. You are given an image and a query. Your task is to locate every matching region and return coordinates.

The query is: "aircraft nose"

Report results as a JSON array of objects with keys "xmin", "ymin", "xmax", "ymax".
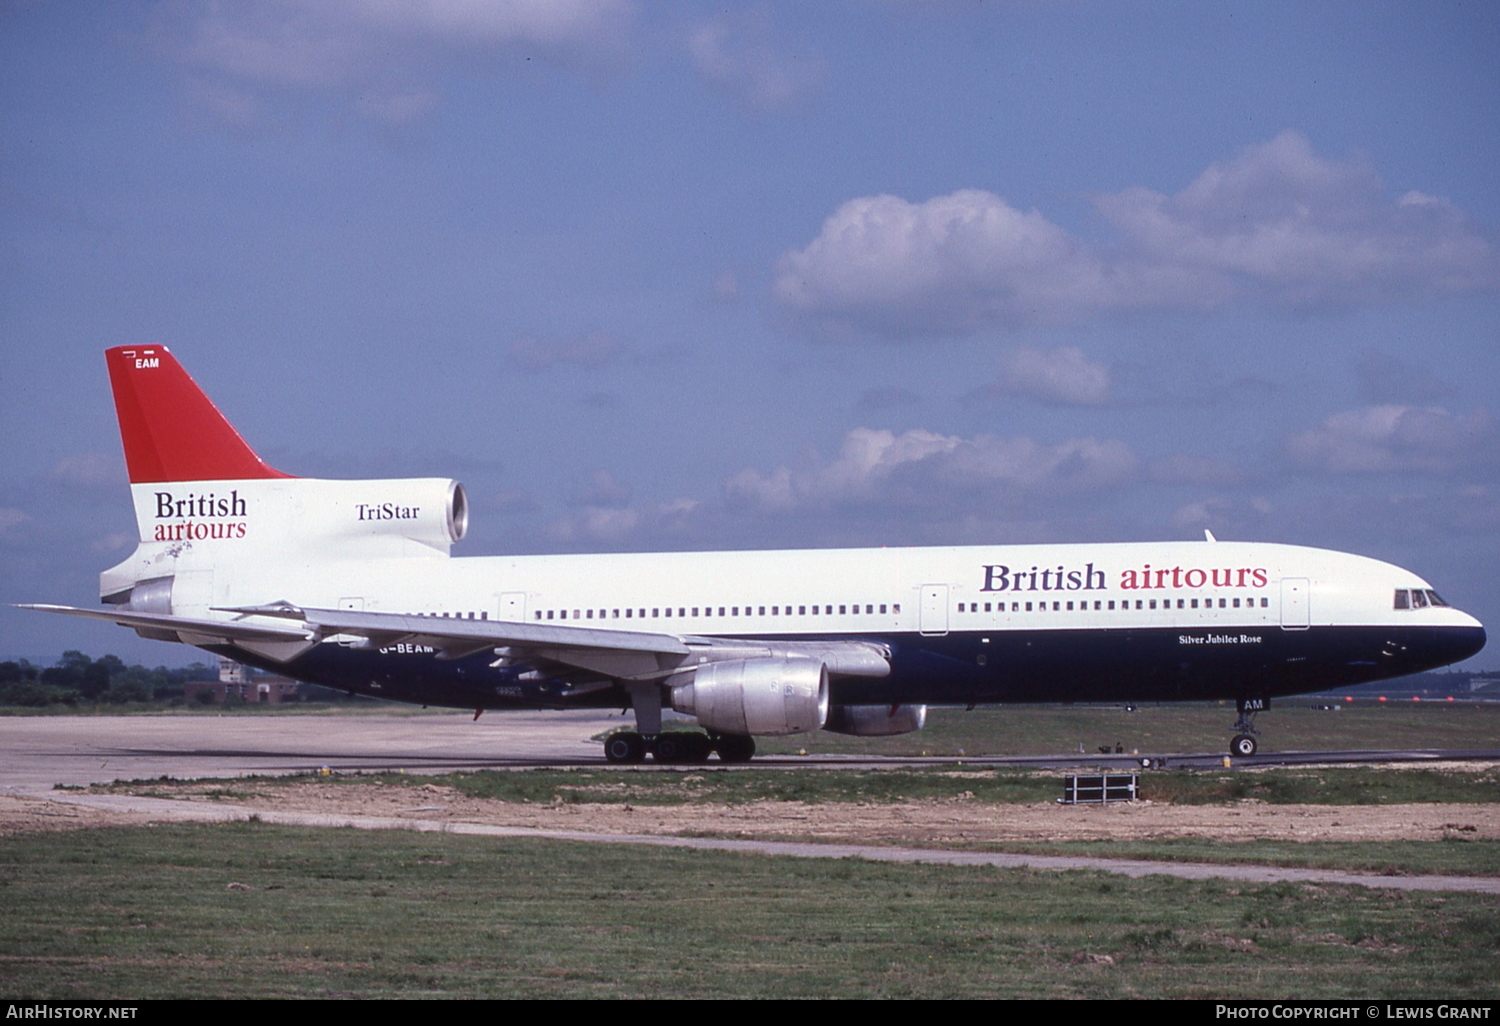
[{"xmin": 1444, "ymin": 624, "xmax": 1487, "ymax": 664}]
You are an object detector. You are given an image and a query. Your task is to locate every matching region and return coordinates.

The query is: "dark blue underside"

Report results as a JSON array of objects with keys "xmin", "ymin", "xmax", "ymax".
[{"xmin": 220, "ymin": 623, "xmax": 1486, "ymax": 712}]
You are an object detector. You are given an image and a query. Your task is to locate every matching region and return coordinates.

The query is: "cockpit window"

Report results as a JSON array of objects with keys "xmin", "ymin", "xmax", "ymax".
[
  {"xmin": 1427, "ymin": 590, "xmax": 1449, "ymax": 607},
  {"xmin": 1394, "ymin": 589, "xmax": 1409, "ymax": 609},
  {"xmin": 1410, "ymin": 589, "xmax": 1429, "ymax": 608}
]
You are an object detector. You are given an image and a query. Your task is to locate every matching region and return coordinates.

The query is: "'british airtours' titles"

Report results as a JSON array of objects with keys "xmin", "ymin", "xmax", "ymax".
[
  {"xmin": 981, "ymin": 562, "xmax": 1269, "ymax": 594},
  {"xmin": 150, "ymin": 489, "xmax": 247, "ymax": 542}
]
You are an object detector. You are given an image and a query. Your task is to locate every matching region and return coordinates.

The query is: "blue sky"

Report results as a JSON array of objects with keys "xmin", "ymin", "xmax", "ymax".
[{"xmin": 2, "ymin": 0, "xmax": 1497, "ymax": 667}]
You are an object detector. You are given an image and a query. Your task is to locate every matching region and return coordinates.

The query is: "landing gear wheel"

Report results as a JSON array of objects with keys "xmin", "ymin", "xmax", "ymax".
[
  {"xmin": 1231, "ymin": 734, "xmax": 1258, "ymax": 758},
  {"xmin": 714, "ymin": 734, "xmax": 755, "ymax": 763},
  {"xmin": 654, "ymin": 733, "xmax": 713, "ymax": 764},
  {"xmin": 605, "ymin": 731, "xmax": 647, "ymax": 764},
  {"xmin": 681, "ymin": 732, "xmax": 712, "ymax": 764}
]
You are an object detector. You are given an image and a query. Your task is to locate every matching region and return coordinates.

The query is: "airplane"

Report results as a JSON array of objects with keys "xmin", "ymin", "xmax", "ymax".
[{"xmin": 22, "ymin": 346, "xmax": 1487, "ymax": 763}]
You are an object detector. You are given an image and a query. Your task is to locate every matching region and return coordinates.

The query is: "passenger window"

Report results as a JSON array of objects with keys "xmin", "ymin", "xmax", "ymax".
[
  {"xmin": 893, "ymin": 604, "xmax": 901, "ymax": 613},
  {"xmin": 1025, "ymin": 602, "xmax": 1033, "ymax": 612}
]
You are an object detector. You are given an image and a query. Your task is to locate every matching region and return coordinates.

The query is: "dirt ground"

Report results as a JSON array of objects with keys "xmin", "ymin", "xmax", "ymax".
[{"xmin": 3, "ymin": 776, "xmax": 1496, "ymax": 847}]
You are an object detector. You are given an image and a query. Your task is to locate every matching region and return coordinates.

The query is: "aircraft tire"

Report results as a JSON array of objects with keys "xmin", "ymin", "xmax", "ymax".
[
  {"xmin": 605, "ymin": 731, "xmax": 647, "ymax": 764},
  {"xmin": 653, "ymin": 733, "xmax": 693, "ymax": 764},
  {"xmin": 680, "ymin": 732, "xmax": 713, "ymax": 764},
  {"xmin": 1230, "ymin": 734, "xmax": 1258, "ymax": 758},
  {"xmin": 715, "ymin": 734, "xmax": 755, "ymax": 763}
]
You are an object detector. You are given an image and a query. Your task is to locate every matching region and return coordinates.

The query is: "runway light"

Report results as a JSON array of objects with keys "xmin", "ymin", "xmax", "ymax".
[
  {"xmin": 1344, "ymin": 696, "xmax": 1353, "ymax": 702},
  {"xmin": 1413, "ymin": 696, "xmax": 1421, "ymax": 703},
  {"xmin": 1448, "ymin": 696, "xmax": 1455, "ymax": 702},
  {"xmin": 1378, "ymin": 696, "xmax": 1387, "ymax": 703}
]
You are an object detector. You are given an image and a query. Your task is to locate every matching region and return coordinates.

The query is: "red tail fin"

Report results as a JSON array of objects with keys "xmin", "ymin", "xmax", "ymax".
[{"xmin": 106, "ymin": 346, "xmax": 293, "ymax": 483}]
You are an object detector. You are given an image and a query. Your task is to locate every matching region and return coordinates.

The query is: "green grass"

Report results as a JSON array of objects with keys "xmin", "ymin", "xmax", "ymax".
[
  {"xmin": 1, "ymin": 823, "xmax": 1496, "ymax": 998},
  {"xmin": 190, "ymin": 762, "xmax": 1495, "ymax": 808},
  {"xmin": 99, "ymin": 762, "xmax": 1500, "ymax": 810},
  {"xmin": 756, "ymin": 702, "xmax": 1500, "ymax": 757},
  {"xmin": 963, "ymin": 839, "xmax": 1500, "ymax": 878}
]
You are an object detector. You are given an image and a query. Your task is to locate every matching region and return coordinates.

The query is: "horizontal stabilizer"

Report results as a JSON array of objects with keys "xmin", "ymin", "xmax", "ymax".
[{"xmin": 17, "ymin": 603, "xmax": 314, "ymax": 643}]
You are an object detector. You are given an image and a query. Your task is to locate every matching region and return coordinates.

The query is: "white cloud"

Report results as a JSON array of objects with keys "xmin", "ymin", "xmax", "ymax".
[
  {"xmin": 773, "ymin": 133, "xmax": 1497, "ymax": 338},
  {"xmin": 509, "ymin": 333, "xmax": 618, "ymax": 371},
  {"xmin": 547, "ymin": 497, "xmax": 698, "ymax": 544},
  {"xmin": 993, "ymin": 347, "xmax": 1110, "ymax": 406},
  {"xmin": 1285, "ymin": 405, "xmax": 1494, "ymax": 475},
  {"xmin": 725, "ymin": 427, "xmax": 1139, "ymax": 513},
  {"xmin": 1170, "ymin": 496, "xmax": 1273, "ymax": 532},
  {"xmin": 1096, "ymin": 132, "xmax": 1497, "ymax": 306},
  {"xmin": 152, "ymin": 0, "xmax": 637, "ymax": 122},
  {"xmin": 1147, "ymin": 454, "xmax": 1249, "ymax": 487},
  {"xmin": 0, "ymin": 508, "xmax": 30, "ymax": 538},
  {"xmin": 688, "ymin": 8, "xmax": 826, "ymax": 113},
  {"xmin": 571, "ymin": 469, "xmax": 632, "ymax": 508},
  {"xmin": 49, "ymin": 453, "xmax": 123, "ymax": 489},
  {"xmin": 712, "ymin": 270, "xmax": 740, "ymax": 302}
]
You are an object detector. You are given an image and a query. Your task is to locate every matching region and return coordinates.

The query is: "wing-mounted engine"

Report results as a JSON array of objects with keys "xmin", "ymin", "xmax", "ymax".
[
  {"xmin": 669, "ymin": 656, "xmax": 829, "ymax": 735},
  {"xmin": 824, "ymin": 703, "xmax": 928, "ymax": 736}
]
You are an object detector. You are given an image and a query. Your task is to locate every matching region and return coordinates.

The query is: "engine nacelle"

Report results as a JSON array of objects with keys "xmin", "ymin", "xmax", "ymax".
[
  {"xmin": 670, "ymin": 657, "xmax": 829, "ymax": 736},
  {"xmin": 823, "ymin": 703, "xmax": 928, "ymax": 737}
]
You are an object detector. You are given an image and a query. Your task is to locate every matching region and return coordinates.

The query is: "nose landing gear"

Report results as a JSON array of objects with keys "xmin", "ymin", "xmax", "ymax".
[{"xmin": 1230, "ymin": 697, "xmax": 1267, "ymax": 757}]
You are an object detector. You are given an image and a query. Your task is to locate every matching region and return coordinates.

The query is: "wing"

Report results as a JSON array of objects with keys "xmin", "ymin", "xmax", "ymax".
[
  {"xmin": 20, "ymin": 601, "xmax": 891, "ymax": 683},
  {"xmin": 227, "ymin": 603, "xmax": 892, "ymax": 682}
]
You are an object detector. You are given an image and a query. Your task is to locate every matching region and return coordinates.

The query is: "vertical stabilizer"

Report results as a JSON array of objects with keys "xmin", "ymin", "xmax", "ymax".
[{"xmin": 105, "ymin": 346, "xmax": 292, "ymax": 483}]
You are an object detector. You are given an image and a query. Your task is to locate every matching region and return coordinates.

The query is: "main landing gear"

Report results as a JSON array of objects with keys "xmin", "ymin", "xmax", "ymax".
[
  {"xmin": 1230, "ymin": 697, "xmax": 1267, "ymax": 757},
  {"xmin": 607, "ymin": 681, "xmax": 755, "ymax": 764},
  {"xmin": 603, "ymin": 730, "xmax": 754, "ymax": 764}
]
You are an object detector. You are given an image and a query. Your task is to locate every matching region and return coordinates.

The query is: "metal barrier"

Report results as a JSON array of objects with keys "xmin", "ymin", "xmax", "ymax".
[{"xmin": 1058, "ymin": 773, "xmax": 1138, "ymax": 804}]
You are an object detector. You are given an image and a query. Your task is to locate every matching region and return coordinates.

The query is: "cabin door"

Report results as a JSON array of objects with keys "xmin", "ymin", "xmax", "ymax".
[
  {"xmin": 920, "ymin": 584, "xmax": 949, "ymax": 636},
  {"xmin": 1280, "ymin": 578, "xmax": 1310, "ymax": 630},
  {"xmin": 497, "ymin": 592, "xmax": 526, "ymax": 622}
]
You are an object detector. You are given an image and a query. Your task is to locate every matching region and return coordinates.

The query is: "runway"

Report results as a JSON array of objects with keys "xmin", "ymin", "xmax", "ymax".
[{"xmin": 2, "ymin": 711, "xmax": 1498, "ymax": 791}]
